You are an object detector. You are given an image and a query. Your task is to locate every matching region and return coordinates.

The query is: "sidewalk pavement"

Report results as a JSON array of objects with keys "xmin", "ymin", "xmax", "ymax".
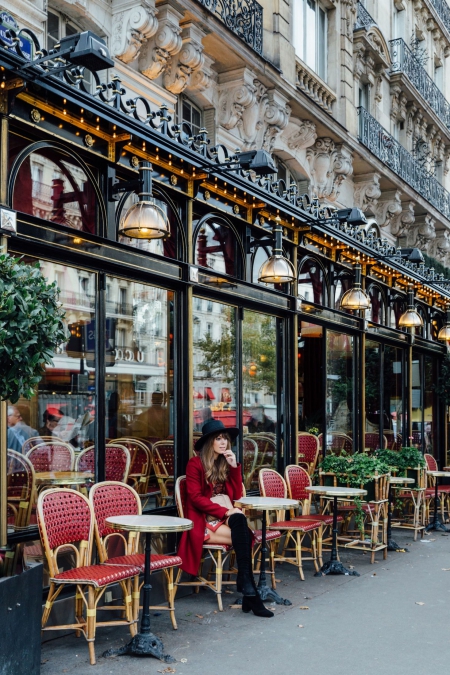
[{"xmin": 41, "ymin": 530, "xmax": 450, "ymax": 675}]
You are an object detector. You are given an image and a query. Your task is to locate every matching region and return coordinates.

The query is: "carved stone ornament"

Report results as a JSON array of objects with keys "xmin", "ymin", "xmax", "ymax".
[
  {"xmin": 373, "ymin": 190, "xmax": 403, "ymax": 230},
  {"xmin": 217, "ymin": 70, "xmax": 291, "ymax": 150},
  {"xmin": 341, "ymin": 0, "xmax": 358, "ymax": 41},
  {"xmin": 430, "ymin": 229, "xmax": 450, "ymax": 262},
  {"xmin": 390, "ymin": 84, "xmax": 407, "ymax": 122},
  {"xmin": 353, "ymin": 172, "xmax": 381, "ymax": 213},
  {"xmin": 164, "ymin": 22, "xmax": 206, "ymax": 95},
  {"xmin": 392, "ymin": 200, "xmax": 415, "ymax": 238},
  {"xmin": 112, "ymin": 1, "xmax": 159, "ymax": 64},
  {"xmin": 306, "ymin": 138, "xmax": 353, "ymax": 201},
  {"xmin": 283, "ymin": 118, "xmax": 317, "ymax": 151},
  {"xmin": 139, "ymin": 3, "xmax": 183, "ymax": 81},
  {"xmin": 409, "ymin": 214, "xmax": 436, "ymax": 252}
]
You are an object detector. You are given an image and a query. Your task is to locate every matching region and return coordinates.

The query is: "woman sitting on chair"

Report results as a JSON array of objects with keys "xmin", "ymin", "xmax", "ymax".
[{"xmin": 178, "ymin": 419, "xmax": 273, "ymax": 618}]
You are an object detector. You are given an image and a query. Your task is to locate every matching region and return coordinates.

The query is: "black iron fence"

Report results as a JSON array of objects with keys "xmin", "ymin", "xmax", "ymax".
[
  {"xmin": 354, "ymin": 1, "xmax": 376, "ymax": 30},
  {"xmin": 430, "ymin": 0, "xmax": 450, "ymax": 37},
  {"xmin": 358, "ymin": 106, "xmax": 450, "ymax": 220},
  {"xmin": 390, "ymin": 37, "xmax": 450, "ymax": 128},
  {"xmin": 195, "ymin": 0, "xmax": 263, "ymax": 54}
]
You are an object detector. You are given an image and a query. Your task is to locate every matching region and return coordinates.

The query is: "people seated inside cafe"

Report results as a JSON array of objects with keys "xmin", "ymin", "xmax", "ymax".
[
  {"xmin": 246, "ymin": 405, "xmax": 275, "ymax": 434},
  {"xmin": 7, "ymin": 404, "xmax": 39, "ymax": 452},
  {"xmin": 131, "ymin": 391, "xmax": 170, "ymax": 440},
  {"xmin": 38, "ymin": 408, "xmax": 63, "ymax": 438}
]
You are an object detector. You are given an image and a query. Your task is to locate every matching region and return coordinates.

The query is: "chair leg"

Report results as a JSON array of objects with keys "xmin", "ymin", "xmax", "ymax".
[
  {"xmin": 295, "ymin": 532, "xmax": 305, "ymax": 581},
  {"xmin": 75, "ymin": 590, "xmax": 84, "ymax": 637},
  {"xmin": 132, "ymin": 575, "xmax": 140, "ymax": 623},
  {"xmin": 216, "ymin": 550, "xmax": 223, "ymax": 612},
  {"xmin": 311, "ymin": 533, "xmax": 319, "ymax": 573},
  {"xmin": 166, "ymin": 568, "xmax": 177, "ymax": 630},
  {"xmin": 317, "ymin": 526, "xmax": 324, "ymax": 568},
  {"xmin": 87, "ymin": 586, "xmax": 97, "ymax": 666},
  {"xmin": 270, "ymin": 542, "xmax": 276, "ymax": 589}
]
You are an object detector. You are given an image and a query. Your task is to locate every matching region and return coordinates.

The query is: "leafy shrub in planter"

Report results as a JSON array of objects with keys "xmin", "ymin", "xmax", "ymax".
[
  {"xmin": 375, "ymin": 447, "xmax": 425, "ymax": 473},
  {"xmin": 0, "ymin": 254, "xmax": 66, "ymax": 402}
]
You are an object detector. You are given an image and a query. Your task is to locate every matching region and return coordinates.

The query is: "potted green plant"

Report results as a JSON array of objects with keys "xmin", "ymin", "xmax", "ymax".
[{"xmin": 0, "ymin": 252, "xmax": 66, "ymax": 675}]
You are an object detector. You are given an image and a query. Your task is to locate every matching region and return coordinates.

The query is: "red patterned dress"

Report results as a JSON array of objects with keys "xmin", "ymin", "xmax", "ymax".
[{"xmin": 204, "ymin": 482, "xmax": 227, "ymax": 541}]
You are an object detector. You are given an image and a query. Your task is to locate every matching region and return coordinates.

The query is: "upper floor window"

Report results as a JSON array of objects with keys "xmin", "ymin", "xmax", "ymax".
[
  {"xmin": 359, "ymin": 83, "xmax": 370, "ymax": 110},
  {"xmin": 179, "ymin": 96, "xmax": 203, "ymax": 137},
  {"xmin": 293, "ymin": 0, "xmax": 327, "ymax": 81},
  {"xmin": 434, "ymin": 61, "xmax": 444, "ymax": 91}
]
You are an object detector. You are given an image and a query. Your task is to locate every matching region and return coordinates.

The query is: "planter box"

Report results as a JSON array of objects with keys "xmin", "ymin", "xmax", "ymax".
[{"xmin": 0, "ymin": 564, "xmax": 42, "ymax": 675}]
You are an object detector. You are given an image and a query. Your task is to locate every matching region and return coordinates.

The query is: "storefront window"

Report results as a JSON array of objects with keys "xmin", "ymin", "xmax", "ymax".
[
  {"xmin": 365, "ymin": 340, "xmax": 381, "ymax": 447},
  {"xmin": 12, "ymin": 147, "xmax": 97, "ymax": 233},
  {"xmin": 412, "ymin": 351, "xmax": 422, "ymax": 448},
  {"xmin": 424, "ymin": 356, "xmax": 434, "ymax": 455},
  {"xmin": 368, "ymin": 285, "xmax": 385, "ymax": 325},
  {"xmin": 335, "ymin": 277, "xmax": 351, "ymax": 311},
  {"xmin": 383, "ymin": 345, "xmax": 404, "ymax": 449},
  {"xmin": 326, "ymin": 331, "xmax": 353, "ymax": 453},
  {"xmin": 243, "ymin": 311, "xmax": 278, "ymax": 481},
  {"xmin": 195, "ymin": 219, "xmax": 237, "ymax": 277},
  {"xmin": 298, "ymin": 258, "xmax": 325, "ymax": 304},
  {"xmin": 193, "ymin": 299, "xmax": 236, "ymax": 432},
  {"xmin": 298, "ymin": 321, "xmax": 323, "ymax": 435},
  {"xmin": 105, "ymin": 278, "xmax": 173, "ymax": 446}
]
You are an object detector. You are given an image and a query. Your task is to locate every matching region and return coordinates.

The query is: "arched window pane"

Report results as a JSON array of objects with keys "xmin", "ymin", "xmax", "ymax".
[
  {"xmin": 195, "ymin": 220, "xmax": 236, "ymax": 276},
  {"xmin": 298, "ymin": 259, "xmax": 324, "ymax": 304},
  {"xmin": 12, "ymin": 148, "xmax": 96, "ymax": 233},
  {"xmin": 368, "ymin": 286, "xmax": 384, "ymax": 324}
]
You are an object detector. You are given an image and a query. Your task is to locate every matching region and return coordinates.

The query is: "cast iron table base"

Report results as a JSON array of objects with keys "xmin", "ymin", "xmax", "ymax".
[
  {"xmin": 103, "ymin": 532, "xmax": 175, "ymax": 662},
  {"xmin": 387, "ymin": 482, "xmax": 409, "ymax": 552},
  {"xmin": 314, "ymin": 496, "xmax": 359, "ymax": 577},
  {"xmin": 257, "ymin": 510, "xmax": 292, "ymax": 605},
  {"xmin": 425, "ymin": 479, "xmax": 450, "ymax": 533}
]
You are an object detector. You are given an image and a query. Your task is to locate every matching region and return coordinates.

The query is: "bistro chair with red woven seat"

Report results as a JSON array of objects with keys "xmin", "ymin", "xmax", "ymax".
[
  {"xmin": 152, "ymin": 441, "xmax": 175, "ymax": 506},
  {"xmin": 26, "ymin": 441, "xmax": 75, "ymax": 473},
  {"xmin": 297, "ymin": 433, "xmax": 320, "ymax": 476},
  {"xmin": 112, "ymin": 437, "xmax": 161, "ymax": 507},
  {"xmin": 364, "ymin": 433, "xmax": 388, "ymax": 451},
  {"xmin": 75, "ymin": 444, "xmax": 131, "ymax": 483},
  {"xmin": 175, "ymin": 476, "xmax": 237, "ymax": 611},
  {"xmin": 38, "ymin": 488, "xmax": 140, "ymax": 665},
  {"xmin": 319, "ymin": 432, "xmax": 353, "ymax": 455},
  {"xmin": 424, "ymin": 453, "xmax": 450, "ymax": 522},
  {"xmin": 22, "ymin": 436, "xmax": 63, "ymax": 455},
  {"xmin": 285, "ymin": 464, "xmax": 344, "ymax": 567},
  {"xmin": 90, "ymin": 481, "xmax": 182, "ymax": 629},
  {"xmin": 259, "ymin": 469, "xmax": 321, "ymax": 580}
]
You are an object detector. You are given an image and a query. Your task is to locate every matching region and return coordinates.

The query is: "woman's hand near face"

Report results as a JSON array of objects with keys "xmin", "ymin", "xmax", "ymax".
[{"xmin": 223, "ymin": 449, "xmax": 237, "ymax": 468}]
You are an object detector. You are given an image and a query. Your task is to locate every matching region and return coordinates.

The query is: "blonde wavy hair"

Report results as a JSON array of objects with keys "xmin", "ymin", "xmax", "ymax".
[{"xmin": 201, "ymin": 432, "xmax": 231, "ymax": 485}]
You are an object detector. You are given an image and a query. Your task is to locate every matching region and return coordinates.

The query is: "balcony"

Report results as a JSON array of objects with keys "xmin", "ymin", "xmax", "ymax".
[
  {"xmin": 389, "ymin": 37, "xmax": 450, "ymax": 129},
  {"xmin": 429, "ymin": 0, "xmax": 450, "ymax": 38},
  {"xmin": 354, "ymin": 2, "xmax": 376, "ymax": 30},
  {"xmin": 195, "ymin": 0, "xmax": 263, "ymax": 55},
  {"xmin": 358, "ymin": 107, "xmax": 450, "ymax": 220},
  {"xmin": 295, "ymin": 59, "xmax": 336, "ymax": 114}
]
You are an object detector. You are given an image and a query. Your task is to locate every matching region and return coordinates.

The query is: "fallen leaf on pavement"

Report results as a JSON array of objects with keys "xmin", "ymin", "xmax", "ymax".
[
  {"xmin": 229, "ymin": 604, "xmax": 242, "ymax": 609},
  {"xmin": 299, "ymin": 606, "xmax": 309, "ymax": 610},
  {"xmin": 195, "ymin": 614, "xmax": 203, "ymax": 619},
  {"xmin": 224, "ymin": 590, "xmax": 233, "ymax": 594},
  {"xmin": 415, "ymin": 602, "xmax": 425, "ymax": 606},
  {"xmin": 157, "ymin": 669, "xmax": 176, "ymax": 674}
]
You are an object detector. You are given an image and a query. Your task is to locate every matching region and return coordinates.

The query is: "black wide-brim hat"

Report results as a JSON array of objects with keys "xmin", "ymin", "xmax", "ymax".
[{"xmin": 194, "ymin": 419, "xmax": 240, "ymax": 451}]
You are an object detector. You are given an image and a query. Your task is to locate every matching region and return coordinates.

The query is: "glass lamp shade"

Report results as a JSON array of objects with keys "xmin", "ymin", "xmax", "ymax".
[
  {"xmin": 258, "ymin": 255, "xmax": 296, "ymax": 284},
  {"xmin": 340, "ymin": 286, "xmax": 371, "ymax": 311},
  {"xmin": 119, "ymin": 200, "xmax": 169, "ymax": 239},
  {"xmin": 438, "ymin": 323, "xmax": 450, "ymax": 341},
  {"xmin": 398, "ymin": 308, "xmax": 424, "ymax": 328}
]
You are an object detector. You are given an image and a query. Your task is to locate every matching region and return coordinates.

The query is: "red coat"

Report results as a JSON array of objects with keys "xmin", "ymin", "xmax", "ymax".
[{"xmin": 178, "ymin": 455, "xmax": 243, "ymax": 576}]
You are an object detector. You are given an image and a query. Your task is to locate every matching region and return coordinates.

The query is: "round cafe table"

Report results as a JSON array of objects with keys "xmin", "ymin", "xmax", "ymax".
[
  {"xmin": 234, "ymin": 496, "xmax": 297, "ymax": 605},
  {"xmin": 305, "ymin": 486, "xmax": 367, "ymax": 577},
  {"xmin": 387, "ymin": 476, "xmax": 414, "ymax": 551},
  {"xmin": 425, "ymin": 471, "xmax": 450, "ymax": 533},
  {"xmin": 104, "ymin": 515, "xmax": 192, "ymax": 662},
  {"xmin": 34, "ymin": 471, "xmax": 94, "ymax": 487}
]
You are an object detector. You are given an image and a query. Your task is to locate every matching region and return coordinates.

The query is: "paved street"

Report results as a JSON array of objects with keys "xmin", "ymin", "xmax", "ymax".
[{"xmin": 41, "ymin": 530, "xmax": 450, "ymax": 675}]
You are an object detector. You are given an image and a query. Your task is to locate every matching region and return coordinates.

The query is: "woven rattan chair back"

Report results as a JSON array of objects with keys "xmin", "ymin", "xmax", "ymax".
[
  {"xmin": 152, "ymin": 441, "xmax": 175, "ymax": 477},
  {"xmin": 259, "ymin": 468, "xmax": 287, "ymax": 499},
  {"xmin": 112, "ymin": 438, "xmax": 150, "ymax": 475},
  {"xmin": 175, "ymin": 476, "xmax": 187, "ymax": 518},
  {"xmin": 76, "ymin": 444, "xmax": 131, "ymax": 482},
  {"xmin": 26, "ymin": 441, "xmax": 75, "ymax": 472},
  {"xmin": 7, "ymin": 449, "xmax": 35, "ymax": 528},
  {"xmin": 424, "ymin": 453, "xmax": 438, "ymax": 472},
  {"xmin": 364, "ymin": 433, "xmax": 387, "ymax": 451},
  {"xmin": 327, "ymin": 432, "xmax": 353, "ymax": 455},
  {"xmin": 297, "ymin": 433, "xmax": 320, "ymax": 475},
  {"xmin": 285, "ymin": 465, "xmax": 311, "ymax": 504},
  {"xmin": 37, "ymin": 488, "xmax": 93, "ymax": 575},
  {"xmin": 90, "ymin": 481, "xmax": 141, "ymax": 561},
  {"xmin": 243, "ymin": 438, "xmax": 258, "ymax": 488},
  {"xmin": 21, "ymin": 436, "xmax": 62, "ymax": 455}
]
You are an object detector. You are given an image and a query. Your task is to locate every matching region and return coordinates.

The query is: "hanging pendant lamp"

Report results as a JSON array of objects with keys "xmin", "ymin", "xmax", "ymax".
[
  {"xmin": 258, "ymin": 217, "xmax": 296, "ymax": 284},
  {"xmin": 398, "ymin": 286, "xmax": 423, "ymax": 328},
  {"xmin": 118, "ymin": 161, "xmax": 170, "ymax": 240},
  {"xmin": 340, "ymin": 263, "xmax": 371, "ymax": 311},
  {"xmin": 438, "ymin": 307, "xmax": 450, "ymax": 341}
]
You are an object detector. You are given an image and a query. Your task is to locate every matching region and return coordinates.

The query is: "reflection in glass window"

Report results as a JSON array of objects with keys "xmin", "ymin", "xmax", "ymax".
[
  {"xmin": 368, "ymin": 285, "xmax": 384, "ymax": 324},
  {"xmin": 298, "ymin": 258, "xmax": 324, "ymax": 304},
  {"xmin": 383, "ymin": 345, "xmax": 404, "ymax": 449},
  {"xmin": 334, "ymin": 277, "xmax": 351, "ymax": 311},
  {"xmin": 193, "ymin": 299, "xmax": 236, "ymax": 432},
  {"xmin": 105, "ymin": 278, "xmax": 174, "ymax": 447},
  {"xmin": 118, "ymin": 192, "xmax": 178, "ymax": 259},
  {"xmin": 424, "ymin": 356, "xmax": 434, "ymax": 455},
  {"xmin": 389, "ymin": 298, "xmax": 406, "ymax": 330},
  {"xmin": 412, "ymin": 351, "xmax": 422, "ymax": 448},
  {"xmin": 293, "ymin": 0, "xmax": 327, "ymax": 80},
  {"xmin": 326, "ymin": 331, "xmax": 353, "ymax": 454},
  {"xmin": 195, "ymin": 221, "xmax": 236, "ymax": 276},
  {"xmin": 298, "ymin": 321, "xmax": 323, "ymax": 436},
  {"xmin": 13, "ymin": 148, "xmax": 96, "ymax": 233}
]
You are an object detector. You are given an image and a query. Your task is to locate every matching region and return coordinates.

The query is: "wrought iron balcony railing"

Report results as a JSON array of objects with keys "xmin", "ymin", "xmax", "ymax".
[
  {"xmin": 390, "ymin": 37, "xmax": 450, "ymax": 128},
  {"xmin": 195, "ymin": 0, "xmax": 263, "ymax": 55},
  {"xmin": 358, "ymin": 107, "xmax": 450, "ymax": 220},
  {"xmin": 429, "ymin": 0, "xmax": 450, "ymax": 38},
  {"xmin": 354, "ymin": 2, "xmax": 376, "ymax": 30}
]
